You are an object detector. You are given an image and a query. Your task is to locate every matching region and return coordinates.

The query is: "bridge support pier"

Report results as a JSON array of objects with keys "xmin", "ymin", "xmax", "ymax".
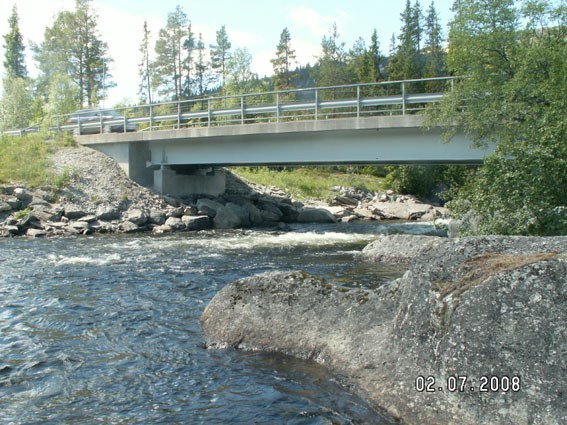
[{"xmin": 153, "ymin": 165, "xmax": 226, "ymax": 198}]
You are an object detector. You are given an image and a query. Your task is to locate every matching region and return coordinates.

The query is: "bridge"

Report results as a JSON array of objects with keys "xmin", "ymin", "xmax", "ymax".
[{"xmin": 7, "ymin": 77, "xmax": 493, "ymax": 197}]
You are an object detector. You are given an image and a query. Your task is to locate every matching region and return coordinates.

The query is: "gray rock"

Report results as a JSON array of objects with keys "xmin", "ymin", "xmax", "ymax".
[
  {"xmin": 278, "ymin": 203, "xmax": 299, "ymax": 222},
  {"xmin": 3, "ymin": 225, "xmax": 20, "ymax": 235},
  {"xmin": 25, "ymin": 228, "xmax": 47, "ymax": 237},
  {"xmin": 297, "ymin": 208, "xmax": 337, "ymax": 223},
  {"xmin": 332, "ymin": 195, "xmax": 358, "ymax": 207},
  {"xmin": 213, "ymin": 205, "xmax": 243, "ymax": 229},
  {"xmin": 164, "ymin": 216, "xmax": 185, "ymax": 231},
  {"xmin": 183, "ymin": 206, "xmax": 198, "ymax": 216},
  {"xmin": 227, "ymin": 202, "xmax": 251, "ymax": 227},
  {"xmin": 127, "ymin": 208, "xmax": 148, "ymax": 225},
  {"xmin": 18, "ymin": 214, "xmax": 43, "ymax": 230},
  {"xmin": 257, "ymin": 201, "xmax": 283, "ymax": 223},
  {"xmin": 202, "ymin": 236, "xmax": 567, "ymax": 425},
  {"xmin": 182, "ymin": 215, "xmax": 212, "ymax": 231},
  {"xmin": 152, "ymin": 224, "xmax": 173, "ymax": 234},
  {"xmin": 96, "ymin": 206, "xmax": 121, "ymax": 221},
  {"xmin": 70, "ymin": 221, "xmax": 90, "ymax": 230},
  {"xmin": 148, "ymin": 209, "xmax": 166, "ymax": 225},
  {"xmin": 197, "ymin": 198, "xmax": 224, "ymax": 218},
  {"xmin": 360, "ymin": 234, "xmax": 446, "ymax": 263},
  {"xmin": 29, "ymin": 198, "xmax": 51, "ymax": 209},
  {"xmin": 6, "ymin": 197, "xmax": 21, "ymax": 210},
  {"xmin": 64, "ymin": 205, "xmax": 86, "ymax": 220},
  {"xmin": 167, "ymin": 206, "xmax": 185, "ymax": 218},
  {"xmin": 78, "ymin": 214, "xmax": 98, "ymax": 223},
  {"xmin": 119, "ymin": 220, "xmax": 140, "ymax": 233},
  {"xmin": 14, "ymin": 188, "xmax": 33, "ymax": 202},
  {"xmin": 32, "ymin": 207, "xmax": 63, "ymax": 223},
  {"xmin": 0, "ymin": 201, "xmax": 12, "ymax": 212}
]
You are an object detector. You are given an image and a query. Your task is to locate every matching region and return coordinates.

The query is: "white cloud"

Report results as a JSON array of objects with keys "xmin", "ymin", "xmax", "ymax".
[{"xmin": 287, "ymin": 6, "xmax": 350, "ymax": 40}]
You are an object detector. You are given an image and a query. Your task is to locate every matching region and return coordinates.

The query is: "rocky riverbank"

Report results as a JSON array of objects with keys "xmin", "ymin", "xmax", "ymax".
[
  {"xmin": 0, "ymin": 146, "xmax": 447, "ymax": 237},
  {"xmin": 201, "ymin": 235, "xmax": 567, "ymax": 425}
]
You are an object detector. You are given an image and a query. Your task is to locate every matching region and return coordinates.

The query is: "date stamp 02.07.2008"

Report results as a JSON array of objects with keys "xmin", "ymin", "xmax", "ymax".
[{"xmin": 415, "ymin": 375, "xmax": 521, "ymax": 393}]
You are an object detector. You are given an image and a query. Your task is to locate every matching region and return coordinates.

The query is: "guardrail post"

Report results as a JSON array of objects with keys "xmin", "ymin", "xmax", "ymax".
[
  {"xmin": 207, "ymin": 99, "xmax": 211, "ymax": 127},
  {"xmin": 124, "ymin": 116, "xmax": 127, "ymax": 133},
  {"xmin": 356, "ymin": 85, "xmax": 361, "ymax": 118},
  {"xmin": 401, "ymin": 81, "xmax": 406, "ymax": 115},
  {"xmin": 78, "ymin": 116, "xmax": 82, "ymax": 135},
  {"xmin": 276, "ymin": 93, "xmax": 280, "ymax": 123},
  {"xmin": 177, "ymin": 101, "xmax": 181, "ymax": 129},
  {"xmin": 315, "ymin": 89, "xmax": 318, "ymax": 120},
  {"xmin": 149, "ymin": 104, "xmax": 154, "ymax": 131},
  {"xmin": 241, "ymin": 96, "xmax": 245, "ymax": 125}
]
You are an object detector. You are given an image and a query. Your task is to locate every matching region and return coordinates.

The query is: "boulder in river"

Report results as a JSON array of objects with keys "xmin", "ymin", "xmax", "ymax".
[
  {"xmin": 297, "ymin": 208, "xmax": 337, "ymax": 223},
  {"xmin": 201, "ymin": 236, "xmax": 567, "ymax": 425}
]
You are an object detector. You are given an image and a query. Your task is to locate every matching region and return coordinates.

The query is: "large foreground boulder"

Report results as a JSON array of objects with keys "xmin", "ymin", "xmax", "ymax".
[{"xmin": 201, "ymin": 236, "xmax": 567, "ymax": 425}]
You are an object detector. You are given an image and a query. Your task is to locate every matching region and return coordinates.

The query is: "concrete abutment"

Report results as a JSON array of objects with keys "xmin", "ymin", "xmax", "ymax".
[{"xmin": 85, "ymin": 140, "xmax": 226, "ymax": 197}]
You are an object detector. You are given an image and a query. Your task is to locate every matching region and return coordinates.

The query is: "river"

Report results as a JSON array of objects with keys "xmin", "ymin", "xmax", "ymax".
[{"xmin": 0, "ymin": 222, "xmax": 442, "ymax": 424}]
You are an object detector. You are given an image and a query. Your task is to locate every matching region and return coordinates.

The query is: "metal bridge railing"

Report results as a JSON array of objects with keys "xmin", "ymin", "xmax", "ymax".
[{"xmin": 1, "ymin": 76, "xmax": 456, "ymax": 136}]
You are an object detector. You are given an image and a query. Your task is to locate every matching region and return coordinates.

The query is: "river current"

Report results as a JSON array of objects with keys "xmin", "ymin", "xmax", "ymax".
[{"xmin": 0, "ymin": 222, "xmax": 441, "ymax": 424}]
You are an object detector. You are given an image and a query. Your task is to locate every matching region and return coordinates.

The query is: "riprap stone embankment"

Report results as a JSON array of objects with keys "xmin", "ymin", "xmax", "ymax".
[
  {"xmin": 1, "ymin": 146, "xmax": 448, "ymax": 238},
  {"xmin": 201, "ymin": 235, "xmax": 567, "ymax": 425}
]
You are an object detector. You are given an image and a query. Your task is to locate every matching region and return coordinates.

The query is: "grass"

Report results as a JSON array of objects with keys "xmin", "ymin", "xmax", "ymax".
[
  {"xmin": 0, "ymin": 132, "xmax": 76, "ymax": 188},
  {"xmin": 232, "ymin": 166, "xmax": 386, "ymax": 201}
]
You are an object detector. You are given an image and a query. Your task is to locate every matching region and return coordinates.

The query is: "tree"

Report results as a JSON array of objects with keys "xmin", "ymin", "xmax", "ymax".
[
  {"xmin": 193, "ymin": 33, "xmax": 208, "ymax": 96},
  {"xmin": 210, "ymin": 25, "xmax": 232, "ymax": 90},
  {"xmin": 182, "ymin": 22, "xmax": 196, "ymax": 97},
  {"xmin": 153, "ymin": 5, "xmax": 189, "ymax": 100},
  {"xmin": 271, "ymin": 28, "xmax": 296, "ymax": 90},
  {"xmin": 316, "ymin": 23, "xmax": 353, "ymax": 88},
  {"xmin": 227, "ymin": 48, "xmax": 257, "ymax": 92},
  {"xmin": 429, "ymin": 0, "xmax": 567, "ymax": 235},
  {"xmin": 3, "ymin": 5, "xmax": 27, "ymax": 78},
  {"xmin": 388, "ymin": 0, "xmax": 425, "ymax": 81},
  {"xmin": 138, "ymin": 20, "xmax": 153, "ymax": 104},
  {"xmin": 0, "ymin": 76, "xmax": 34, "ymax": 130},
  {"xmin": 33, "ymin": 0, "xmax": 113, "ymax": 109},
  {"xmin": 349, "ymin": 29, "xmax": 383, "ymax": 84},
  {"xmin": 423, "ymin": 1, "xmax": 447, "ymax": 89}
]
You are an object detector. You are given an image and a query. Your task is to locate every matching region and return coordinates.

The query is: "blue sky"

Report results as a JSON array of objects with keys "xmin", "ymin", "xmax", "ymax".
[{"xmin": 0, "ymin": 0, "xmax": 456, "ymax": 105}]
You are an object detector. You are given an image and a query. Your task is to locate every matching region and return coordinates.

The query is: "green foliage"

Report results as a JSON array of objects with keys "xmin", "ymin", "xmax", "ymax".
[
  {"xmin": 153, "ymin": 5, "xmax": 189, "ymax": 100},
  {"xmin": 234, "ymin": 167, "xmax": 385, "ymax": 201},
  {"xmin": 3, "ymin": 5, "xmax": 27, "ymax": 78},
  {"xmin": 33, "ymin": 0, "xmax": 113, "ymax": 109},
  {"xmin": 429, "ymin": 0, "xmax": 567, "ymax": 235},
  {"xmin": 271, "ymin": 28, "xmax": 297, "ymax": 90},
  {"xmin": 138, "ymin": 20, "xmax": 153, "ymax": 104},
  {"xmin": 210, "ymin": 25, "xmax": 232, "ymax": 90},
  {"xmin": 0, "ymin": 76, "xmax": 34, "ymax": 130},
  {"xmin": 384, "ymin": 165, "xmax": 437, "ymax": 197},
  {"xmin": 316, "ymin": 23, "xmax": 354, "ymax": 88},
  {"xmin": 0, "ymin": 134, "xmax": 55, "ymax": 187}
]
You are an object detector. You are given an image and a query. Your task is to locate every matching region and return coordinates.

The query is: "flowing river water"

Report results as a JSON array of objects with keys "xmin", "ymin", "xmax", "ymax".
[{"xmin": 0, "ymin": 222, "xmax": 442, "ymax": 424}]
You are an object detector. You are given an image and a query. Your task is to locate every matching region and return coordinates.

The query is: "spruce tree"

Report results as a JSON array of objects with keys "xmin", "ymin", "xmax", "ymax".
[
  {"xmin": 138, "ymin": 20, "xmax": 153, "ymax": 104},
  {"xmin": 194, "ymin": 33, "xmax": 208, "ymax": 96},
  {"xmin": 423, "ymin": 1, "xmax": 446, "ymax": 89},
  {"xmin": 3, "ymin": 5, "xmax": 27, "ymax": 78},
  {"xmin": 153, "ymin": 5, "xmax": 189, "ymax": 100},
  {"xmin": 388, "ymin": 0, "xmax": 424, "ymax": 82},
  {"xmin": 271, "ymin": 28, "xmax": 296, "ymax": 90},
  {"xmin": 210, "ymin": 25, "xmax": 232, "ymax": 90}
]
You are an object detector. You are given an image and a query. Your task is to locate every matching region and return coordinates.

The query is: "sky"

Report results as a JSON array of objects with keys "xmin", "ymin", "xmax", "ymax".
[{"xmin": 0, "ymin": 0, "xmax": 456, "ymax": 106}]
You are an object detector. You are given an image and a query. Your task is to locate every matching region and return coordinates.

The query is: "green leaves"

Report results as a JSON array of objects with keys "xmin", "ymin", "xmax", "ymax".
[{"xmin": 437, "ymin": 0, "xmax": 567, "ymax": 235}]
